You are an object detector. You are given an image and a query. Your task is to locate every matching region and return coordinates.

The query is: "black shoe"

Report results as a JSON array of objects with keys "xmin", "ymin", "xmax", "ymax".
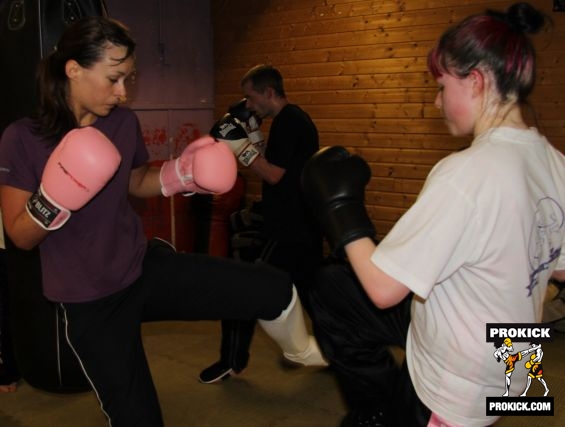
[
  {"xmin": 340, "ymin": 408, "xmax": 389, "ymax": 427},
  {"xmin": 198, "ymin": 361, "xmax": 235, "ymax": 384}
]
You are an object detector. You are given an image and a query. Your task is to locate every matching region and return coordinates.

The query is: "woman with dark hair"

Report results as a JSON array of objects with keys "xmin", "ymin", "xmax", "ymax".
[
  {"xmin": 0, "ymin": 16, "xmax": 324, "ymax": 426},
  {"xmin": 303, "ymin": 3, "xmax": 565, "ymax": 426}
]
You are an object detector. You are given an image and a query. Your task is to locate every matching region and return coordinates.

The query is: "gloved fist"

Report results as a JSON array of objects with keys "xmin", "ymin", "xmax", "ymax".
[
  {"xmin": 26, "ymin": 127, "xmax": 122, "ymax": 230},
  {"xmin": 210, "ymin": 114, "xmax": 260, "ymax": 167},
  {"xmin": 228, "ymin": 99, "xmax": 265, "ymax": 154},
  {"xmin": 160, "ymin": 136, "xmax": 237, "ymax": 197},
  {"xmin": 301, "ymin": 146, "xmax": 376, "ymax": 252}
]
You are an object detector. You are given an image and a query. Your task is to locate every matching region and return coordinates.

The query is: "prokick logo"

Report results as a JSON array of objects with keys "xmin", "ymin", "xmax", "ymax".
[
  {"xmin": 487, "ymin": 323, "xmax": 553, "ymax": 341},
  {"xmin": 486, "ymin": 323, "xmax": 554, "ymax": 417}
]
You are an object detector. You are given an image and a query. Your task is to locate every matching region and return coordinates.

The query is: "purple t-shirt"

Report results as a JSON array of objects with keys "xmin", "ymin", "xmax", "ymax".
[{"xmin": 0, "ymin": 107, "xmax": 148, "ymax": 302}]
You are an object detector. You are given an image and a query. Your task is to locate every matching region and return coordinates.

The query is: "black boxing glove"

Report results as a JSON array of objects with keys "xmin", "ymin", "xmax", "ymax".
[
  {"xmin": 210, "ymin": 113, "xmax": 260, "ymax": 166},
  {"xmin": 228, "ymin": 98, "xmax": 256, "ymax": 123},
  {"xmin": 228, "ymin": 98, "xmax": 265, "ymax": 154},
  {"xmin": 301, "ymin": 146, "xmax": 376, "ymax": 252}
]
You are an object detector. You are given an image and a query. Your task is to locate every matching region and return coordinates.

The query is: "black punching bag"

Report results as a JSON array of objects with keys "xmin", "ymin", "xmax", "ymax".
[
  {"xmin": 5, "ymin": 241, "xmax": 92, "ymax": 393},
  {"xmin": 0, "ymin": 0, "xmax": 108, "ymax": 393}
]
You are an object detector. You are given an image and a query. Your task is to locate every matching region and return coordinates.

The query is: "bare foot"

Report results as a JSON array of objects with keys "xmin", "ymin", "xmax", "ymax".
[{"xmin": 0, "ymin": 382, "xmax": 17, "ymax": 393}]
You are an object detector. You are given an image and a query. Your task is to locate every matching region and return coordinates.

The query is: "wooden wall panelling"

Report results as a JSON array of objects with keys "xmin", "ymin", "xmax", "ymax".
[{"xmin": 212, "ymin": 0, "xmax": 565, "ymax": 238}]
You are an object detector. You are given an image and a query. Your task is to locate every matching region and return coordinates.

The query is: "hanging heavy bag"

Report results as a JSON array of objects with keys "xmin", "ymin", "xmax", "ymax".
[{"xmin": 0, "ymin": 0, "xmax": 109, "ymax": 132}]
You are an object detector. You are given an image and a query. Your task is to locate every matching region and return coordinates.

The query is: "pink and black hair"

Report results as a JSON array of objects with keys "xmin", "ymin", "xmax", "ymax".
[{"xmin": 428, "ymin": 3, "xmax": 548, "ymax": 103}]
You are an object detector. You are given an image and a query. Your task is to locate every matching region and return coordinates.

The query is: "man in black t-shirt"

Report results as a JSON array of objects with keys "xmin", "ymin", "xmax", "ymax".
[{"xmin": 200, "ymin": 64, "xmax": 325, "ymax": 383}]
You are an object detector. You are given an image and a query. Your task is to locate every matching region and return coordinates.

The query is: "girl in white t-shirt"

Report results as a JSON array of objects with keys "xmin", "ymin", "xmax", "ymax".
[{"xmin": 303, "ymin": 2, "xmax": 565, "ymax": 426}]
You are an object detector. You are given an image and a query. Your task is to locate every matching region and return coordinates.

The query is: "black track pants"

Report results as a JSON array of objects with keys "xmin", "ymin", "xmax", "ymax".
[
  {"xmin": 60, "ymin": 238, "xmax": 293, "ymax": 427},
  {"xmin": 309, "ymin": 262, "xmax": 431, "ymax": 427}
]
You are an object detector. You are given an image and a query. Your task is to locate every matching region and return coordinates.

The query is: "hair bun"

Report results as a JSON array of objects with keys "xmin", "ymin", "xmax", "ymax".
[{"xmin": 506, "ymin": 2, "xmax": 545, "ymax": 34}]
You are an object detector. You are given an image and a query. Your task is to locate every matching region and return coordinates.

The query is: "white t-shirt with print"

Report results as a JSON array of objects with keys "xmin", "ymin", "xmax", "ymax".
[{"xmin": 371, "ymin": 127, "xmax": 565, "ymax": 426}]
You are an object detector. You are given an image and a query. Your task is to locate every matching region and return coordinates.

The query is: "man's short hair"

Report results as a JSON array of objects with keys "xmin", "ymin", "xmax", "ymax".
[{"xmin": 241, "ymin": 64, "xmax": 286, "ymax": 97}]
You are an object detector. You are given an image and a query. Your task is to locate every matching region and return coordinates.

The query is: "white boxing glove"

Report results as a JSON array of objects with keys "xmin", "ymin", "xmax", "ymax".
[
  {"xmin": 228, "ymin": 98, "xmax": 265, "ymax": 155},
  {"xmin": 209, "ymin": 114, "xmax": 260, "ymax": 167}
]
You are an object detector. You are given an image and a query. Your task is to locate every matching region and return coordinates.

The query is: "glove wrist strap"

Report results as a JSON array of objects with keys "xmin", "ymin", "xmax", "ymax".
[
  {"xmin": 237, "ymin": 144, "xmax": 260, "ymax": 167},
  {"xmin": 26, "ymin": 184, "xmax": 71, "ymax": 230},
  {"xmin": 323, "ymin": 202, "xmax": 375, "ymax": 253}
]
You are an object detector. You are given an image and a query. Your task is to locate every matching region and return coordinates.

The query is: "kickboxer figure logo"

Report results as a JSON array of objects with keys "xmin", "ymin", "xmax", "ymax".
[
  {"xmin": 493, "ymin": 338, "xmax": 542, "ymax": 396},
  {"xmin": 520, "ymin": 343, "xmax": 550, "ymax": 396}
]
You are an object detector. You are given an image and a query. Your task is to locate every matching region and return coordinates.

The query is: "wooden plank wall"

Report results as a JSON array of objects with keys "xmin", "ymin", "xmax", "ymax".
[{"xmin": 211, "ymin": 0, "xmax": 565, "ymax": 238}]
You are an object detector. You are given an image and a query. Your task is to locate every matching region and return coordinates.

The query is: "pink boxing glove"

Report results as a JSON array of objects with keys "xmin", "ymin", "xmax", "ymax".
[
  {"xmin": 26, "ymin": 127, "xmax": 122, "ymax": 230},
  {"xmin": 159, "ymin": 135, "xmax": 237, "ymax": 197}
]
